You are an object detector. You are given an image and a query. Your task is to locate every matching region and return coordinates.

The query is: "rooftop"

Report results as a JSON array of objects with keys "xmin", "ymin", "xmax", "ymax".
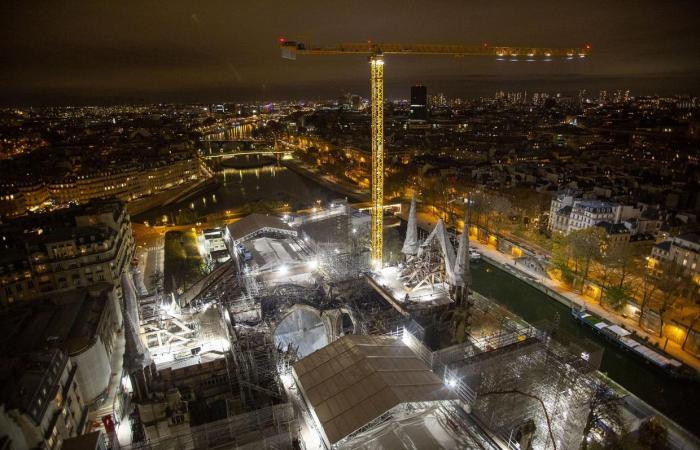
[
  {"xmin": 0, "ymin": 349, "xmax": 67, "ymax": 424},
  {"xmin": 225, "ymin": 213, "xmax": 293, "ymax": 243},
  {"xmin": 0, "ymin": 286, "xmax": 112, "ymax": 356},
  {"xmin": 61, "ymin": 431, "xmax": 102, "ymax": 450},
  {"xmin": 573, "ymin": 199, "xmax": 615, "ymax": 212},
  {"xmin": 676, "ymin": 232, "xmax": 700, "ymax": 245},
  {"xmin": 596, "ymin": 221, "xmax": 629, "ymax": 235},
  {"xmin": 292, "ymin": 335, "xmax": 456, "ymax": 446},
  {"xmin": 654, "ymin": 240, "xmax": 672, "ymax": 252}
]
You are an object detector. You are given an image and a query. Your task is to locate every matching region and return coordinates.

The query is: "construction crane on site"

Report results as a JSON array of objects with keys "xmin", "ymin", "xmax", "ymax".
[{"xmin": 280, "ymin": 39, "xmax": 591, "ymax": 269}]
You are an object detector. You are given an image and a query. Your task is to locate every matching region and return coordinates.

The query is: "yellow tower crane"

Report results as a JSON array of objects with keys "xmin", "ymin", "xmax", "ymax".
[{"xmin": 280, "ymin": 39, "xmax": 591, "ymax": 269}]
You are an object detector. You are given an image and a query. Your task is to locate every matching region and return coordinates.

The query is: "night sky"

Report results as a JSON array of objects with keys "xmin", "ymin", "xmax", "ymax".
[{"xmin": 2, "ymin": 0, "xmax": 699, "ymax": 105}]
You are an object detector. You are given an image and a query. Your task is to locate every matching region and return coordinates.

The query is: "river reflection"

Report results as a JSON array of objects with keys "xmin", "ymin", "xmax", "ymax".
[
  {"xmin": 133, "ymin": 164, "xmax": 340, "ymax": 225},
  {"xmin": 204, "ymin": 123, "xmax": 255, "ymax": 141}
]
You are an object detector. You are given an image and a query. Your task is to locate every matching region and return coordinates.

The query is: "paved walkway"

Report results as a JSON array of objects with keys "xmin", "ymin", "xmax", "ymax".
[{"xmin": 407, "ymin": 210, "xmax": 700, "ymax": 372}]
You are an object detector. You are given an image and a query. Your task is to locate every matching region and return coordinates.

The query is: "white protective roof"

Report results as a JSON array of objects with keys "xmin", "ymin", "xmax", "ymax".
[
  {"xmin": 226, "ymin": 213, "xmax": 294, "ymax": 243},
  {"xmin": 619, "ymin": 336, "xmax": 640, "ymax": 349},
  {"xmin": 633, "ymin": 345, "xmax": 672, "ymax": 367},
  {"xmin": 606, "ymin": 325, "xmax": 631, "ymax": 337},
  {"xmin": 292, "ymin": 335, "xmax": 457, "ymax": 446}
]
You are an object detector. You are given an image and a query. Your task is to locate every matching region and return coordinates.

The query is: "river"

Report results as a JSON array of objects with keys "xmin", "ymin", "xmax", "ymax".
[{"xmin": 133, "ymin": 165, "xmax": 340, "ymax": 225}]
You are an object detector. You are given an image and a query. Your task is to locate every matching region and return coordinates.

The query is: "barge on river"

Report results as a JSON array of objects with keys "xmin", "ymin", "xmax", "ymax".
[{"xmin": 571, "ymin": 308, "xmax": 695, "ymax": 380}]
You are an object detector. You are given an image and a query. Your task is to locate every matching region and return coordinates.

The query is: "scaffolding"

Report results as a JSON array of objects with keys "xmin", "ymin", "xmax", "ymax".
[
  {"xmin": 449, "ymin": 322, "xmax": 599, "ymax": 450},
  {"xmin": 120, "ymin": 403, "xmax": 297, "ymax": 450},
  {"xmin": 226, "ymin": 328, "xmax": 291, "ymax": 414}
]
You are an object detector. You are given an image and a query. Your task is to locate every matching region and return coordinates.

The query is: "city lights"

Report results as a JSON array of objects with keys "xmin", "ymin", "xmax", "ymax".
[{"xmin": 1, "ymin": 4, "xmax": 698, "ymax": 450}]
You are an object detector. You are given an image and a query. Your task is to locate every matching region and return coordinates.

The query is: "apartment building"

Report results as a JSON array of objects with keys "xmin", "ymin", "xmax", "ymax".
[
  {"xmin": 0, "ymin": 156, "xmax": 201, "ymax": 217},
  {"xmin": 0, "ymin": 349, "xmax": 88, "ymax": 450},
  {"xmin": 651, "ymin": 232, "xmax": 700, "ymax": 276},
  {"xmin": 0, "ymin": 199, "xmax": 134, "ymax": 306},
  {"xmin": 0, "ymin": 287, "xmax": 122, "ymax": 404},
  {"xmin": 549, "ymin": 193, "xmax": 645, "ymax": 236}
]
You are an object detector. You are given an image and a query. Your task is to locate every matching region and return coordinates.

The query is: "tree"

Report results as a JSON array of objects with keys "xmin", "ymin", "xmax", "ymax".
[
  {"xmin": 422, "ymin": 176, "xmax": 452, "ymax": 224},
  {"xmin": 511, "ymin": 187, "xmax": 551, "ymax": 228},
  {"xmin": 581, "ymin": 384, "xmax": 625, "ymax": 450},
  {"xmin": 603, "ymin": 284, "xmax": 630, "ymax": 311},
  {"xmin": 568, "ymin": 227, "xmax": 606, "ymax": 291},
  {"xmin": 654, "ymin": 260, "xmax": 684, "ymax": 337},
  {"xmin": 551, "ymin": 233, "xmax": 576, "ymax": 286},
  {"xmin": 682, "ymin": 313, "xmax": 700, "ymax": 350},
  {"xmin": 489, "ymin": 194, "xmax": 514, "ymax": 233},
  {"xmin": 637, "ymin": 418, "xmax": 669, "ymax": 450},
  {"xmin": 601, "ymin": 243, "xmax": 640, "ymax": 289},
  {"xmin": 634, "ymin": 261, "xmax": 659, "ymax": 327}
]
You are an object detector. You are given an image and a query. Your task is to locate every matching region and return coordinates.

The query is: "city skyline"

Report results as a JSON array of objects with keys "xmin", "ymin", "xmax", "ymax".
[{"xmin": 2, "ymin": 0, "xmax": 700, "ymax": 105}]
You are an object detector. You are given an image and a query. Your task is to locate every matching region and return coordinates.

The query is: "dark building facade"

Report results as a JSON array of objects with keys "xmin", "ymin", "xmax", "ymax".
[{"xmin": 410, "ymin": 85, "xmax": 428, "ymax": 121}]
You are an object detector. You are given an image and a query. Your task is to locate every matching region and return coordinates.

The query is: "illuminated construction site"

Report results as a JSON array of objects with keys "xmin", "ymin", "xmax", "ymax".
[
  {"xmin": 109, "ymin": 39, "xmax": 607, "ymax": 450},
  {"xmin": 115, "ymin": 196, "xmax": 612, "ymax": 450}
]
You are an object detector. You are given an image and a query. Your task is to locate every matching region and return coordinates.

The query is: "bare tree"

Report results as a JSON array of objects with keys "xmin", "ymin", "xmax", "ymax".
[
  {"xmin": 480, "ymin": 389, "xmax": 557, "ymax": 450},
  {"xmin": 568, "ymin": 227, "xmax": 606, "ymax": 291},
  {"xmin": 634, "ymin": 261, "xmax": 659, "ymax": 327},
  {"xmin": 581, "ymin": 384, "xmax": 625, "ymax": 449},
  {"xmin": 654, "ymin": 260, "xmax": 684, "ymax": 337}
]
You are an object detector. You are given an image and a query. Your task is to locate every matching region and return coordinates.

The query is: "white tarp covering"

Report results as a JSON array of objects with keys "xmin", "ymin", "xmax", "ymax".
[
  {"xmin": 293, "ymin": 335, "xmax": 457, "ymax": 447},
  {"xmin": 71, "ymin": 336, "xmax": 111, "ymax": 402},
  {"xmin": 273, "ymin": 307, "xmax": 328, "ymax": 358},
  {"xmin": 401, "ymin": 196, "xmax": 419, "ymax": 256},
  {"xmin": 340, "ymin": 406, "xmax": 463, "ymax": 449},
  {"xmin": 619, "ymin": 336, "xmax": 640, "ymax": 349}
]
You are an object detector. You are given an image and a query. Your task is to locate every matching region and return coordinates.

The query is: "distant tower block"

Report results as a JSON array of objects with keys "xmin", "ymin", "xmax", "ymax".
[
  {"xmin": 402, "ymin": 194, "xmax": 419, "ymax": 257},
  {"xmin": 410, "ymin": 84, "xmax": 428, "ymax": 121}
]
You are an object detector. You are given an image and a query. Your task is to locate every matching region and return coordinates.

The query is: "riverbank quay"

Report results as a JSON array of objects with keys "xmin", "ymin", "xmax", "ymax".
[
  {"xmin": 126, "ymin": 176, "xmax": 217, "ymax": 216},
  {"xmin": 472, "ymin": 238, "xmax": 700, "ymax": 374},
  {"xmin": 280, "ymin": 158, "xmax": 368, "ymax": 202}
]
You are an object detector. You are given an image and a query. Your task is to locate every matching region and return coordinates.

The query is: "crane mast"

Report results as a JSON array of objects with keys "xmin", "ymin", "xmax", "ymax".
[
  {"xmin": 281, "ymin": 39, "xmax": 590, "ymax": 269},
  {"xmin": 369, "ymin": 55, "xmax": 385, "ymax": 267}
]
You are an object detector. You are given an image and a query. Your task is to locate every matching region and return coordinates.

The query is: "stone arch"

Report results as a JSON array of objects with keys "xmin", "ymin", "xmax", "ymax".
[{"xmin": 336, "ymin": 307, "xmax": 358, "ymax": 337}]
